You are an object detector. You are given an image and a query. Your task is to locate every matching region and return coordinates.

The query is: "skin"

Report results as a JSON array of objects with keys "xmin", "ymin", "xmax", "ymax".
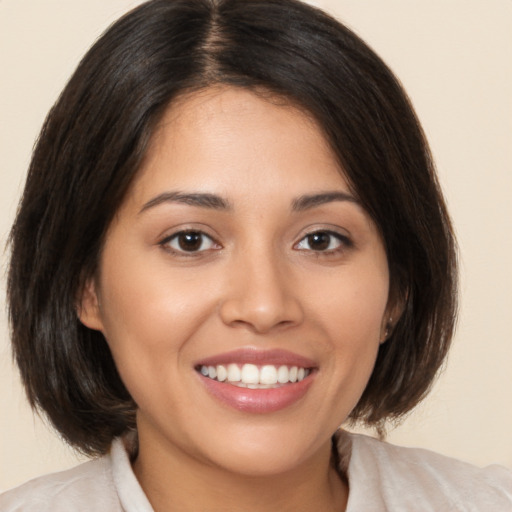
[{"xmin": 80, "ymin": 86, "xmax": 395, "ymax": 511}]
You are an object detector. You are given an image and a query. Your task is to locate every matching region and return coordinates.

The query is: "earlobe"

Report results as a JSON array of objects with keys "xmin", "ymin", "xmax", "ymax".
[
  {"xmin": 380, "ymin": 291, "xmax": 407, "ymax": 343},
  {"xmin": 379, "ymin": 317, "xmax": 394, "ymax": 344},
  {"xmin": 77, "ymin": 278, "xmax": 105, "ymax": 332}
]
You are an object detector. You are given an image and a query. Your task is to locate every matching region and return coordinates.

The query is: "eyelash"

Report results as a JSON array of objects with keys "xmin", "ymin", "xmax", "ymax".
[
  {"xmin": 159, "ymin": 230, "xmax": 220, "ymax": 256},
  {"xmin": 294, "ymin": 230, "xmax": 353, "ymax": 255},
  {"xmin": 158, "ymin": 229, "xmax": 352, "ymax": 257}
]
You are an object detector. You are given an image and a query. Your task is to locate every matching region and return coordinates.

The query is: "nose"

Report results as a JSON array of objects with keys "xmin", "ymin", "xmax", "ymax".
[{"xmin": 219, "ymin": 249, "xmax": 304, "ymax": 334}]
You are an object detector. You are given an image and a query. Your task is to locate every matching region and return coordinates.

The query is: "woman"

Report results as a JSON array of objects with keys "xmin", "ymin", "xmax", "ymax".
[{"xmin": 1, "ymin": 0, "xmax": 511, "ymax": 510}]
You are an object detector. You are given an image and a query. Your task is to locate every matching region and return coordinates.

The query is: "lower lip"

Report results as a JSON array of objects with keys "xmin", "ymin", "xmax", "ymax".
[{"xmin": 198, "ymin": 374, "xmax": 314, "ymax": 413}]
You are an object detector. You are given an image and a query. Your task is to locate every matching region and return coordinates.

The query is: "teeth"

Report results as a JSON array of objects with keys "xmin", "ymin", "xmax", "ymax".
[
  {"xmin": 277, "ymin": 365, "xmax": 289, "ymax": 384},
  {"xmin": 198, "ymin": 363, "xmax": 311, "ymax": 386},
  {"xmin": 216, "ymin": 364, "xmax": 227, "ymax": 382},
  {"xmin": 227, "ymin": 363, "xmax": 241, "ymax": 382},
  {"xmin": 241, "ymin": 364, "xmax": 259, "ymax": 384},
  {"xmin": 260, "ymin": 365, "xmax": 278, "ymax": 385}
]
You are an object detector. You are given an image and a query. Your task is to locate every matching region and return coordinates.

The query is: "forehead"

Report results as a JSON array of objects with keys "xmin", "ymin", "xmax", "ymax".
[{"xmin": 127, "ymin": 86, "xmax": 351, "ymax": 207}]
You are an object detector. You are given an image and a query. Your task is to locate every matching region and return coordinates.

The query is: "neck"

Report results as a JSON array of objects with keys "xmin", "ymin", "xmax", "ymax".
[{"xmin": 132, "ymin": 430, "xmax": 348, "ymax": 512}]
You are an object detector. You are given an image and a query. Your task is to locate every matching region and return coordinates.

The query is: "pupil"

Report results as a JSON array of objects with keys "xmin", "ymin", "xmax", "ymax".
[
  {"xmin": 308, "ymin": 232, "xmax": 330, "ymax": 250},
  {"xmin": 178, "ymin": 232, "xmax": 202, "ymax": 251}
]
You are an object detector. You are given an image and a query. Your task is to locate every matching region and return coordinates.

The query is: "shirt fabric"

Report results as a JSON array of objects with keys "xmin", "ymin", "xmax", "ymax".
[{"xmin": 1, "ymin": 431, "xmax": 511, "ymax": 511}]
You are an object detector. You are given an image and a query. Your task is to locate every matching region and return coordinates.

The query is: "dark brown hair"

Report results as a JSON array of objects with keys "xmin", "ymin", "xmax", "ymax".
[{"xmin": 8, "ymin": 0, "xmax": 457, "ymax": 455}]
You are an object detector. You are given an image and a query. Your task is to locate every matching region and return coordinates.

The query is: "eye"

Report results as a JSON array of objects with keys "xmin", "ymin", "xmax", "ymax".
[
  {"xmin": 295, "ymin": 230, "xmax": 350, "ymax": 252},
  {"xmin": 161, "ymin": 230, "xmax": 218, "ymax": 253}
]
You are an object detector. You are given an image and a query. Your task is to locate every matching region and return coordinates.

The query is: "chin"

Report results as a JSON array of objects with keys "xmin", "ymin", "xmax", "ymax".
[{"xmin": 197, "ymin": 424, "xmax": 330, "ymax": 477}]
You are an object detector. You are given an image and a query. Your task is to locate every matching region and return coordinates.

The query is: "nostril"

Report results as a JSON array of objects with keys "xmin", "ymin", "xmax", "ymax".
[
  {"xmin": 219, "ymin": 304, "xmax": 303, "ymax": 334},
  {"xmin": 218, "ymin": 263, "xmax": 305, "ymax": 332}
]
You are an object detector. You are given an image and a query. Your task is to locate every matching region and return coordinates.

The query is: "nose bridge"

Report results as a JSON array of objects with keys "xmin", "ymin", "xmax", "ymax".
[{"xmin": 219, "ymin": 239, "xmax": 303, "ymax": 333}]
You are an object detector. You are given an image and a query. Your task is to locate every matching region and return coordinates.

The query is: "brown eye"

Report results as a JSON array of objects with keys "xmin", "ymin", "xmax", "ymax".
[
  {"xmin": 164, "ymin": 231, "xmax": 216, "ymax": 253},
  {"xmin": 178, "ymin": 232, "xmax": 202, "ymax": 251},
  {"xmin": 306, "ymin": 232, "xmax": 331, "ymax": 251},
  {"xmin": 295, "ymin": 231, "xmax": 349, "ymax": 252}
]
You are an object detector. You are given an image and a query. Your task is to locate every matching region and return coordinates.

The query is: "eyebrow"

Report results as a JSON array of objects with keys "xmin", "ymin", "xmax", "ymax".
[
  {"xmin": 139, "ymin": 191, "xmax": 232, "ymax": 214},
  {"xmin": 291, "ymin": 191, "xmax": 359, "ymax": 211},
  {"xmin": 139, "ymin": 190, "xmax": 359, "ymax": 215}
]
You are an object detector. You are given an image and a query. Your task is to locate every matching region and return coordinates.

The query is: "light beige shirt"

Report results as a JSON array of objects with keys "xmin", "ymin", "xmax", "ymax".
[{"xmin": 1, "ymin": 431, "xmax": 511, "ymax": 511}]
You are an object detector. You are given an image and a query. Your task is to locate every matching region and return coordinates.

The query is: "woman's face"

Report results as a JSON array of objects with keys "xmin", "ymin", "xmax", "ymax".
[{"xmin": 81, "ymin": 86, "xmax": 392, "ymax": 476}]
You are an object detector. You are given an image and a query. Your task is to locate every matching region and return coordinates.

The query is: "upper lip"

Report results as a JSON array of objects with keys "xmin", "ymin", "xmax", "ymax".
[{"xmin": 195, "ymin": 348, "xmax": 317, "ymax": 369}]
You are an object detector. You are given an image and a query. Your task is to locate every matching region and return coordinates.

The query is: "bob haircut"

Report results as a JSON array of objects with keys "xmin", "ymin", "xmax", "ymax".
[{"xmin": 8, "ymin": 0, "xmax": 457, "ymax": 456}]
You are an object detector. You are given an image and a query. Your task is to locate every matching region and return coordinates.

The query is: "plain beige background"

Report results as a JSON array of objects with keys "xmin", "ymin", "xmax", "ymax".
[{"xmin": 1, "ymin": 0, "xmax": 511, "ymax": 491}]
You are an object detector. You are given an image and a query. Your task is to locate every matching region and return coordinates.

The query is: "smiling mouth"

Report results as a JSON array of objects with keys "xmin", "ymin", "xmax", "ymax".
[{"xmin": 196, "ymin": 363, "xmax": 312, "ymax": 389}]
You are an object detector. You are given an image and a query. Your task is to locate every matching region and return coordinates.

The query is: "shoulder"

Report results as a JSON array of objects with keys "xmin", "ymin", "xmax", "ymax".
[
  {"xmin": 0, "ymin": 453, "xmax": 122, "ymax": 512},
  {"xmin": 340, "ymin": 431, "xmax": 512, "ymax": 512}
]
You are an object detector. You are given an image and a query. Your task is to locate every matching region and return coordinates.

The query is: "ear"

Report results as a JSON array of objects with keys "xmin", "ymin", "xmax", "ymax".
[
  {"xmin": 77, "ymin": 278, "xmax": 105, "ymax": 332},
  {"xmin": 379, "ymin": 290, "xmax": 407, "ymax": 344}
]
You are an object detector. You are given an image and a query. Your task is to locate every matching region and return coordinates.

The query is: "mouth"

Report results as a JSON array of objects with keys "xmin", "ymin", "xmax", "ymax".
[
  {"xmin": 194, "ymin": 349, "xmax": 317, "ymax": 413},
  {"xmin": 196, "ymin": 363, "xmax": 312, "ymax": 389}
]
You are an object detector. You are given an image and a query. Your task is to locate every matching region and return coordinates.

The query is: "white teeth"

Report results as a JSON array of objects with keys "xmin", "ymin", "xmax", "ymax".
[
  {"xmin": 241, "ymin": 364, "xmax": 259, "ymax": 384},
  {"xmin": 199, "ymin": 363, "xmax": 311, "ymax": 386},
  {"xmin": 216, "ymin": 365, "xmax": 227, "ymax": 382},
  {"xmin": 260, "ymin": 365, "xmax": 278, "ymax": 385},
  {"xmin": 277, "ymin": 365, "xmax": 289, "ymax": 384},
  {"xmin": 227, "ymin": 363, "xmax": 241, "ymax": 382}
]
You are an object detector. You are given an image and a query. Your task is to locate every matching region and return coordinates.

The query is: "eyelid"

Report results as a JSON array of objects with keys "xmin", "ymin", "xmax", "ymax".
[
  {"xmin": 159, "ymin": 228, "xmax": 222, "ymax": 255},
  {"xmin": 157, "ymin": 224, "xmax": 353, "ymax": 257},
  {"xmin": 293, "ymin": 228, "xmax": 353, "ymax": 253}
]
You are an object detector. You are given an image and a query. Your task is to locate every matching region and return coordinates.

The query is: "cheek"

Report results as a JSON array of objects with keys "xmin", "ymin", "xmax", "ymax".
[
  {"xmin": 308, "ymin": 264, "xmax": 389, "ymax": 341},
  {"xmin": 95, "ymin": 247, "xmax": 212, "ymax": 380},
  {"xmin": 333, "ymin": 283, "xmax": 388, "ymax": 368},
  {"xmin": 96, "ymin": 273, "xmax": 202, "ymax": 414},
  {"xmin": 99, "ymin": 238, "xmax": 203, "ymax": 333},
  {"xmin": 304, "ymin": 262, "xmax": 389, "ymax": 407}
]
